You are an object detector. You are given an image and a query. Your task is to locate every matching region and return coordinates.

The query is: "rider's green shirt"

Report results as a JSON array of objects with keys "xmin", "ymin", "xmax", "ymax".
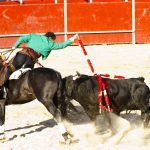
[{"xmin": 13, "ymin": 34, "xmax": 72, "ymax": 60}]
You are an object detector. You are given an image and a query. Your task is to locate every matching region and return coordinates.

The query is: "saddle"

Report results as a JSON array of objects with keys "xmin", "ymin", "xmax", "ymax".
[{"xmin": 19, "ymin": 47, "xmax": 41, "ymax": 62}]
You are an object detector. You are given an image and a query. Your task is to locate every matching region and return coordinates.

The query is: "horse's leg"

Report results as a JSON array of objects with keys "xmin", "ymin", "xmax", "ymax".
[
  {"xmin": 0, "ymin": 99, "xmax": 6, "ymax": 140},
  {"xmin": 42, "ymin": 100, "xmax": 72, "ymax": 144}
]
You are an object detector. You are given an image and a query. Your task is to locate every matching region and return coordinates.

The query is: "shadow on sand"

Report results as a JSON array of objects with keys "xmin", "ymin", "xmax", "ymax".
[{"xmin": 3, "ymin": 119, "xmax": 57, "ymax": 142}]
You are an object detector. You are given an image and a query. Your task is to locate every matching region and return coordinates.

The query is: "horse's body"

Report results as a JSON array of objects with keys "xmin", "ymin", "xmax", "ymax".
[
  {"xmin": 0, "ymin": 67, "xmax": 72, "ymax": 143},
  {"xmin": 6, "ymin": 68, "xmax": 62, "ymax": 105}
]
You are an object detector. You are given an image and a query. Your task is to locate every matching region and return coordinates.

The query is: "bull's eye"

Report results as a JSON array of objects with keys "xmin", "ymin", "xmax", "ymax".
[{"xmin": 108, "ymin": 89, "xmax": 112, "ymax": 95}]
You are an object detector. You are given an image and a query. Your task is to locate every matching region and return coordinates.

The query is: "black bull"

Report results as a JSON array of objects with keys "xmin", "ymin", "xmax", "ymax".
[
  {"xmin": 0, "ymin": 68, "xmax": 73, "ymax": 143},
  {"xmin": 64, "ymin": 74, "xmax": 150, "ymax": 128}
]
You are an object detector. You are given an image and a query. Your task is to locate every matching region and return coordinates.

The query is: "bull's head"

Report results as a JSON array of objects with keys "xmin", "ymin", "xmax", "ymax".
[
  {"xmin": 63, "ymin": 75, "xmax": 74, "ymax": 98},
  {"xmin": 137, "ymin": 77, "xmax": 145, "ymax": 83}
]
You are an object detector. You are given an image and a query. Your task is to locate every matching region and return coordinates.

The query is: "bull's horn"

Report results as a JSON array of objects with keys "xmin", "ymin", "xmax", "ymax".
[{"xmin": 76, "ymin": 71, "xmax": 81, "ymax": 77}]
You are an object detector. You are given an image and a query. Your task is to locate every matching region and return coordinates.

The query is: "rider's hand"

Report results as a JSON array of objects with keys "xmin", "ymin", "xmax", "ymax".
[
  {"xmin": 12, "ymin": 47, "xmax": 15, "ymax": 50},
  {"xmin": 70, "ymin": 34, "xmax": 78, "ymax": 42}
]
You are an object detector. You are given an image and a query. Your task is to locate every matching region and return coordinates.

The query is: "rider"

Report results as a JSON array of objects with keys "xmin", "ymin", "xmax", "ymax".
[{"xmin": 0, "ymin": 32, "xmax": 78, "ymax": 87}]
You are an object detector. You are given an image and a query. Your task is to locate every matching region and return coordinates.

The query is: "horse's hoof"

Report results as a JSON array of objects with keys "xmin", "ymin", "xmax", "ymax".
[
  {"xmin": 65, "ymin": 138, "xmax": 72, "ymax": 145},
  {"xmin": 0, "ymin": 137, "xmax": 7, "ymax": 143},
  {"xmin": 67, "ymin": 131, "xmax": 74, "ymax": 138},
  {"xmin": 59, "ymin": 138, "xmax": 79, "ymax": 145},
  {"xmin": 66, "ymin": 137, "xmax": 80, "ymax": 144},
  {"xmin": 59, "ymin": 138, "xmax": 72, "ymax": 145},
  {"xmin": 71, "ymin": 138, "xmax": 80, "ymax": 144}
]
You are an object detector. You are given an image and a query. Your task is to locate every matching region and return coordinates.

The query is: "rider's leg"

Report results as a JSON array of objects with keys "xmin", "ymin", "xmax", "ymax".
[
  {"xmin": 11, "ymin": 53, "xmax": 32, "ymax": 70},
  {"xmin": 3, "ymin": 53, "xmax": 32, "ymax": 85},
  {"xmin": 13, "ymin": 53, "xmax": 35, "ymax": 69},
  {"xmin": 0, "ymin": 99, "xmax": 5, "ymax": 139},
  {"xmin": 22, "ymin": 57, "xmax": 35, "ymax": 69}
]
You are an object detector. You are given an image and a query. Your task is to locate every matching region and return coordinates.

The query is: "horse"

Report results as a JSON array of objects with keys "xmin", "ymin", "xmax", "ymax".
[{"xmin": 0, "ymin": 67, "xmax": 74, "ymax": 144}]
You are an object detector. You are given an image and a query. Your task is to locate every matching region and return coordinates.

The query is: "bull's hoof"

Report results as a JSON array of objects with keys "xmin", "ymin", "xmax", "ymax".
[{"xmin": 96, "ymin": 129, "xmax": 112, "ymax": 138}]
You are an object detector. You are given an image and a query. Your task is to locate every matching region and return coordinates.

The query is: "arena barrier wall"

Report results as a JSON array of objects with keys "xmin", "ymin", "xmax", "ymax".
[{"xmin": 0, "ymin": 1, "xmax": 150, "ymax": 47}]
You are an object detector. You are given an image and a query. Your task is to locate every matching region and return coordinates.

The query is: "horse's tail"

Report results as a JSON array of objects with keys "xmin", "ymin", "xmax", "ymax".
[{"xmin": 56, "ymin": 72, "xmax": 67, "ymax": 117}]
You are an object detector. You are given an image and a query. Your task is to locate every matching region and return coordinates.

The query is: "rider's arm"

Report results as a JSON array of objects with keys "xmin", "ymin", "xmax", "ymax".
[
  {"xmin": 13, "ymin": 34, "xmax": 32, "ymax": 48},
  {"xmin": 41, "ymin": 39, "xmax": 72, "ymax": 60},
  {"xmin": 42, "ymin": 34, "xmax": 78, "ymax": 60},
  {"xmin": 51, "ymin": 39, "xmax": 72, "ymax": 50},
  {"xmin": 50, "ymin": 34, "xmax": 77, "ymax": 50}
]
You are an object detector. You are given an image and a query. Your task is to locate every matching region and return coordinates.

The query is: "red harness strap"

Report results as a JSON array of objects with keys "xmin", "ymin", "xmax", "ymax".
[{"xmin": 95, "ymin": 74, "xmax": 112, "ymax": 112}]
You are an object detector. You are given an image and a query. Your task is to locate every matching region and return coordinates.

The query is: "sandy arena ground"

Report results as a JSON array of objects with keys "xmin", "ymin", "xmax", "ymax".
[{"xmin": 0, "ymin": 43, "xmax": 150, "ymax": 150}]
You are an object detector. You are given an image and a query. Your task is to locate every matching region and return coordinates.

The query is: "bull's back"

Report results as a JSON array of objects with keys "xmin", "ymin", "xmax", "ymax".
[{"xmin": 104, "ymin": 77, "xmax": 150, "ymax": 112}]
